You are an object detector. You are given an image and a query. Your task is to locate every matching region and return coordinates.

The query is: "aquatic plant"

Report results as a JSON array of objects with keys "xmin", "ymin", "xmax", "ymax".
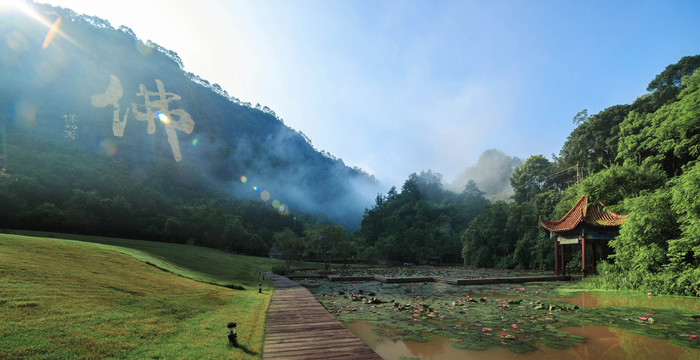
[{"xmin": 300, "ymin": 279, "xmax": 700, "ymax": 353}]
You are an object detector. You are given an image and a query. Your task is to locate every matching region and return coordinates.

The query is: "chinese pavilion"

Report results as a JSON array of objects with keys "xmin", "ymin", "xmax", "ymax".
[{"xmin": 540, "ymin": 195, "xmax": 628, "ymax": 277}]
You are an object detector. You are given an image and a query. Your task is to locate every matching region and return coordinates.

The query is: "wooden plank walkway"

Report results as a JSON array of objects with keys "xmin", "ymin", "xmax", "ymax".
[{"xmin": 263, "ymin": 274, "xmax": 383, "ymax": 360}]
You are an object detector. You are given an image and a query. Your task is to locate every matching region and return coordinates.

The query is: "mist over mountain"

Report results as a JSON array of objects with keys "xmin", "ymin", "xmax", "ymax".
[
  {"xmin": 447, "ymin": 149, "xmax": 522, "ymax": 202},
  {"xmin": 0, "ymin": 2, "xmax": 381, "ymax": 229}
]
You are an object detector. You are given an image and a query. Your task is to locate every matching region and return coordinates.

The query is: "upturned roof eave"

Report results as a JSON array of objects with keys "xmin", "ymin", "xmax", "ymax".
[{"xmin": 540, "ymin": 194, "xmax": 628, "ymax": 233}]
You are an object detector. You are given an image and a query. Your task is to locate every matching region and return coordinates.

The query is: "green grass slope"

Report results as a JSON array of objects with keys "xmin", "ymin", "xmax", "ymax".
[
  {"xmin": 0, "ymin": 234, "xmax": 283, "ymax": 359},
  {"xmin": 15, "ymin": 231, "xmax": 285, "ymax": 289}
]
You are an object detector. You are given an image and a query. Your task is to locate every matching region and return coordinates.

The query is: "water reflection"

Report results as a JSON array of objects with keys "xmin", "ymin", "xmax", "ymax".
[
  {"xmin": 558, "ymin": 291, "xmax": 700, "ymax": 312},
  {"xmin": 345, "ymin": 320, "xmax": 700, "ymax": 360}
]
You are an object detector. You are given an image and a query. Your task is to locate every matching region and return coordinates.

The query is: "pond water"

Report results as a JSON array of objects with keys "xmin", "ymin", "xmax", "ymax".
[
  {"xmin": 558, "ymin": 291, "xmax": 700, "ymax": 312},
  {"xmin": 345, "ymin": 320, "xmax": 700, "ymax": 360},
  {"xmin": 300, "ymin": 279, "xmax": 700, "ymax": 359}
]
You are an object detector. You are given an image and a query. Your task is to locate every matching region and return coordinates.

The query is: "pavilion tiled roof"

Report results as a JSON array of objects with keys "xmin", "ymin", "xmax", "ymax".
[{"xmin": 540, "ymin": 194, "xmax": 628, "ymax": 233}]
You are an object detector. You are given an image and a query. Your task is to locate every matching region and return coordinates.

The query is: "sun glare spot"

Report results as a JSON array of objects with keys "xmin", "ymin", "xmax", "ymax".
[
  {"xmin": 272, "ymin": 199, "xmax": 280, "ymax": 209},
  {"xmin": 278, "ymin": 204, "xmax": 288, "ymax": 215},
  {"xmin": 42, "ymin": 16, "xmax": 61, "ymax": 49},
  {"xmin": 192, "ymin": 138, "xmax": 198, "ymax": 146},
  {"xmin": 240, "ymin": 175, "xmax": 247, "ymax": 183},
  {"xmin": 4, "ymin": 1, "xmax": 49, "ymax": 26},
  {"xmin": 260, "ymin": 190, "xmax": 270, "ymax": 202},
  {"xmin": 156, "ymin": 111, "xmax": 169, "ymax": 124},
  {"xmin": 3, "ymin": 1, "xmax": 79, "ymax": 48},
  {"xmin": 253, "ymin": 186, "xmax": 258, "ymax": 191}
]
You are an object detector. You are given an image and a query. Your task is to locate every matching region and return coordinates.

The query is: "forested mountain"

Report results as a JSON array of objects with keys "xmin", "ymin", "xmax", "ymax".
[{"xmin": 0, "ymin": 1, "xmax": 381, "ymax": 241}]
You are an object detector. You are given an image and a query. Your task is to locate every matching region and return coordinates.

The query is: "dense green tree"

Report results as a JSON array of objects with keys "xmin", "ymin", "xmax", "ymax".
[
  {"xmin": 558, "ymin": 105, "xmax": 631, "ymax": 179},
  {"xmin": 604, "ymin": 161, "xmax": 700, "ymax": 295},
  {"xmin": 360, "ymin": 171, "xmax": 487, "ymax": 264},
  {"xmin": 272, "ymin": 228, "xmax": 305, "ymax": 271},
  {"xmin": 21, "ymin": 203, "xmax": 66, "ymax": 232},
  {"xmin": 668, "ymin": 162, "xmax": 700, "ymax": 270},
  {"xmin": 509, "ymin": 190, "xmax": 563, "ymax": 270},
  {"xmin": 611, "ymin": 187, "xmax": 679, "ymax": 274},
  {"xmin": 510, "ymin": 155, "xmax": 556, "ymax": 203},
  {"xmin": 461, "ymin": 202, "xmax": 510, "ymax": 268},
  {"xmin": 631, "ymin": 54, "xmax": 700, "ymax": 113},
  {"xmin": 618, "ymin": 71, "xmax": 700, "ymax": 176},
  {"xmin": 305, "ymin": 225, "xmax": 350, "ymax": 270},
  {"xmin": 550, "ymin": 164, "xmax": 667, "ymax": 219}
]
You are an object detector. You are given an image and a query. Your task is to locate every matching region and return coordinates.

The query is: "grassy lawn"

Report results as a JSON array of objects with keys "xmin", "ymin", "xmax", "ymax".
[{"xmin": 0, "ymin": 233, "xmax": 299, "ymax": 359}]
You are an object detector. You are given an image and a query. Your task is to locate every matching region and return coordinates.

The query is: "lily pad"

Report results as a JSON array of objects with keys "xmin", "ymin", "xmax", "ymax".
[
  {"xmin": 508, "ymin": 343, "xmax": 538, "ymax": 353},
  {"xmin": 545, "ymin": 341, "xmax": 574, "ymax": 349}
]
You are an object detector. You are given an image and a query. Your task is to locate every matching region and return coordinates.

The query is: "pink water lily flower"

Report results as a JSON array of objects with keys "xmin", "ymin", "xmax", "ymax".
[
  {"xmin": 689, "ymin": 334, "xmax": 697, "ymax": 340},
  {"xmin": 639, "ymin": 317, "xmax": 648, "ymax": 321},
  {"xmin": 511, "ymin": 324, "xmax": 518, "ymax": 329}
]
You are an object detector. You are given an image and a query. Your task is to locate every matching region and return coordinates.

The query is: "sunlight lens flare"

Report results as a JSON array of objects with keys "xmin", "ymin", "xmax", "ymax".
[
  {"xmin": 156, "ymin": 111, "xmax": 169, "ymax": 124},
  {"xmin": 5, "ymin": 1, "xmax": 78, "ymax": 47},
  {"xmin": 278, "ymin": 204, "xmax": 289, "ymax": 215},
  {"xmin": 272, "ymin": 199, "xmax": 280, "ymax": 209},
  {"xmin": 42, "ymin": 16, "xmax": 61, "ymax": 49},
  {"xmin": 134, "ymin": 39, "xmax": 153, "ymax": 56},
  {"xmin": 98, "ymin": 138, "xmax": 117, "ymax": 157},
  {"xmin": 240, "ymin": 175, "xmax": 247, "ymax": 183},
  {"xmin": 4, "ymin": 1, "xmax": 49, "ymax": 26},
  {"xmin": 192, "ymin": 138, "xmax": 198, "ymax": 146},
  {"xmin": 260, "ymin": 190, "xmax": 270, "ymax": 202}
]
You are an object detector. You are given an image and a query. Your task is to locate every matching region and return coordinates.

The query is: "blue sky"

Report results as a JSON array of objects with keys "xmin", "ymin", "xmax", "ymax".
[{"xmin": 26, "ymin": 0, "xmax": 700, "ymax": 189}]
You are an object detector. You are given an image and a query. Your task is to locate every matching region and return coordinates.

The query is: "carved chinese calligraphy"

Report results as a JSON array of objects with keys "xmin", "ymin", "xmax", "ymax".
[
  {"xmin": 62, "ymin": 114, "xmax": 77, "ymax": 140},
  {"xmin": 91, "ymin": 75, "xmax": 195, "ymax": 161}
]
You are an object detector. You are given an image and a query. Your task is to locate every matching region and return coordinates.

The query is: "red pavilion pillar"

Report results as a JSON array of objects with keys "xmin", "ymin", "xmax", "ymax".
[
  {"xmin": 560, "ymin": 244, "xmax": 565, "ymax": 276},
  {"xmin": 554, "ymin": 237, "xmax": 559, "ymax": 275},
  {"xmin": 581, "ymin": 236, "xmax": 586, "ymax": 279},
  {"xmin": 591, "ymin": 241, "xmax": 597, "ymax": 274}
]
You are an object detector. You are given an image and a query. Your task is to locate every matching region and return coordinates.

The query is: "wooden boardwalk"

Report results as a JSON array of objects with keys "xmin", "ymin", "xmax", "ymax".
[{"xmin": 262, "ymin": 274, "xmax": 383, "ymax": 360}]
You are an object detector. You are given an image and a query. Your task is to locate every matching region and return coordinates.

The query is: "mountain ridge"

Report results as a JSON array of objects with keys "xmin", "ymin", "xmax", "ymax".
[{"xmin": 1, "ymin": 1, "xmax": 381, "ymax": 230}]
